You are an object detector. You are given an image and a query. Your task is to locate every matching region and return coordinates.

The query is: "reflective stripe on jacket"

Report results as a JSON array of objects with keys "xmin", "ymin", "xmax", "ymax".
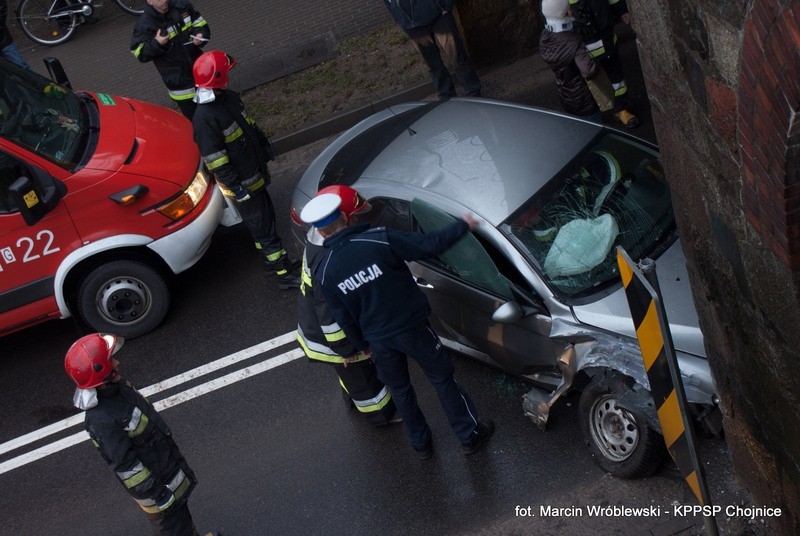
[
  {"xmin": 130, "ymin": 0, "xmax": 209, "ymax": 93},
  {"xmin": 84, "ymin": 380, "xmax": 196, "ymax": 512},
  {"xmin": 192, "ymin": 89, "xmax": 270, "ymax": 192}
]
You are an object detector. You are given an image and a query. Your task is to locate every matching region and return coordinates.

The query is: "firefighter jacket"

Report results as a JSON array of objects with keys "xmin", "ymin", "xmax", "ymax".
[
  {"xmin": 568, "ymin": 0, "xmax": 628, "ymax": 59},
  {"xmin": 130, "ymin": 0, "xmax": 209, "ymax": 101},
  {"xmin": 297, "ymin": 227, "xmax": 371, "ymax": 365},
  {"xmin": 83, "ymin": 380, "xmax": 197, "ymax": 514},
  {"xmin": 383, "ymin": 0, "xmax": 453, "ymax": 30},
  {"xmin": 539, "ymin": 25, "xmax": 599, "ymax": 117},
  {"xmin": 193, "ymin": 89, "xmax": 271, "ymax": 197},
  {"xmin": 317, "ymin": 220, "xmax": 469, "ymax": 349}
]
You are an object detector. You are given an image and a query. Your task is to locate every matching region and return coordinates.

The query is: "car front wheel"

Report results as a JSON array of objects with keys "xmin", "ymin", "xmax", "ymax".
[
  {"xmin": 579, "ymin": 372, "xmax": 666, "ymax": 479},
  {"xmin": 75, "ymin": 260, "xmax": 169, "ymax": 339}
]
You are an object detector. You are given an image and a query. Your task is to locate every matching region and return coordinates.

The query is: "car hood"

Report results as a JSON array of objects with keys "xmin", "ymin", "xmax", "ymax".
[
  {"xmin": 83, "ymin": 93, "xmax": 198, "ymax": 186},
  {"xmin": 570, "ymin": 240, "xmax": 706, "ymax": 357}
]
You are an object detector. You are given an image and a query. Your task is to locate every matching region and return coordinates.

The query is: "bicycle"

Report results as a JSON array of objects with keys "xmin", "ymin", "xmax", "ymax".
[{"xmin": 16, "ymin": 0, "xmax": 147, "ymax": 47}]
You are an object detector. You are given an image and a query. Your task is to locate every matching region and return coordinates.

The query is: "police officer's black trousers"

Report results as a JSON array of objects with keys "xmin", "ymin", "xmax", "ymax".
[{"xmin": 370, "ymin": 321, "xmax": 478, "ymax": 450}]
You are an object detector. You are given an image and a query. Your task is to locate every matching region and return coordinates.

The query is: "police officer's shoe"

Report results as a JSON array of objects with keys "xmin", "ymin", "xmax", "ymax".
[
  {"xmin": 461, "ymin": 420, "xmax": 495, "ymax": 455},
  {"xmin": 415, "ymin": 440, "xmax": 433, "ymax": 460}
]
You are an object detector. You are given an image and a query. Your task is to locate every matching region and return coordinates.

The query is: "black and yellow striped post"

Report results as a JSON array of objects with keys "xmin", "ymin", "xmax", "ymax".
[{"xmin": 616, "ymin": 247, "xmax": 718, "ymax": 535}]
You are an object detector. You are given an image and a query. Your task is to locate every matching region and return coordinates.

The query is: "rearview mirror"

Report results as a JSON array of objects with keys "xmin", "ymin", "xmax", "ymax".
[
  {"xmin": 10, "ymin": 175, "xmax": 66, "ymax": 226},
  {"xmin": 492, "ymin": 301, "xmax": 524, "ymax": 323}
]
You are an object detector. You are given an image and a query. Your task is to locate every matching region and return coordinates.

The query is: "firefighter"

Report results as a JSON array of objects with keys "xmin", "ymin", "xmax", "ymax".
[
  {"xmin": 191, "ymin": 50, "xmax": 300, "ymax": 289},
  {"xmin": 131, "ymin": 0, "xmax": 210, "ymax": 120},
  {"xmin": 568, "ymin": 0, "xmax": 639, "ymax": 128},
  {"xmin": 297, "ymin": 185, "xmax": 401, "ymax": 426},
  {"xmin": 65, "ymin": 333, "xmax": 203, "ymax": 535}
]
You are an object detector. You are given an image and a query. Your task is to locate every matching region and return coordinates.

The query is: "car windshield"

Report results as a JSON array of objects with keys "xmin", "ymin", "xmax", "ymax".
[
  {"xmin": 0, "ymin": 61, "xmax": 87, "ymax": 170},
  {"xmin": 501, "ymin": 132, "xmax": 675, "ymax": 301}
]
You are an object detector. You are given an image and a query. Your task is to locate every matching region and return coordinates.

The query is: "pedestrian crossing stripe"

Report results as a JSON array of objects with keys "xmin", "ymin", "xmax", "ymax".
[{"xmin": 617, "ymin": 248, "xmax": 706, "ymax": 505}]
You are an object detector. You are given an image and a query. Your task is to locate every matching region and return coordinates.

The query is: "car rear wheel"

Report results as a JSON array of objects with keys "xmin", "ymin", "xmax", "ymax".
[
  {"xmin": 579, "ymin": 372, "xmax": 666, "ymax": 479},
  {"xmin": 76, "ymin": 260, "xmax": 169, "ymax": 339}
]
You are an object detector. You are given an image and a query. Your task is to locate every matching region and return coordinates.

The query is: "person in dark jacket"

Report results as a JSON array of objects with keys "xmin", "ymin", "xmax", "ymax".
[
  {"xmin": 297, "ymin": 185, "xmax": 400, "ymax": 426},
  {"xmin": 383, "ymin": 0, "xmax": 480, "ymax": 100},
  {"xmin": 192, "ymin": 51, "xmax": 300, "ymax": 289},
  {"xmin": 131, "ymin": 0, "xmax": 210, "ymax": 119},
  {"xmin": 0, "ymin": 0, "xmax": 31, "ymax": 70},
  {"xmin": 539, "ymin": 0, "xmax": 600, "ymax": 121},
  {"xmin": 568, "ymin": 0, "xmax": 639, "ymax": 127},
  {"xmin": 65, "ymin": 333, "xmax": 200, "ymax": 536},
  {"xmin": 302, "ymin": 193, "xmax": 494, "ymax": 460}
]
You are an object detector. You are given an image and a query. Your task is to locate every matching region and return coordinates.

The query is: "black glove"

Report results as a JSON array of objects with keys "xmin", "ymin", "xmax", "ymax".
[{"xmin": 231, "ymin": 184, "xmax": 251, "ymax": 203}]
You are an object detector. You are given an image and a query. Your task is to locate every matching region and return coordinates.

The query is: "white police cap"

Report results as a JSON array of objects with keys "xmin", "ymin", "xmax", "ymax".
[{"xmin": 300, "ymin": 193, "xmax": 342, "ymax": 227}]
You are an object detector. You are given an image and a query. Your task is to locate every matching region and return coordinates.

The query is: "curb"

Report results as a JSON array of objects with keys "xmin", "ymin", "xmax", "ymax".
[{"xmin": 272, "ymin": 80, "xmax": 433, "ymax": 155}]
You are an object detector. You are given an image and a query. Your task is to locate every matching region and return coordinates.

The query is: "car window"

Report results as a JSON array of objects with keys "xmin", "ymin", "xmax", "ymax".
[
  {"xmin": 0, "ymin": 61, "xmax": 86, "ymax": 170},
  {"xmin": 502, "ymin": 132, "xmax": 675, "ymax": 301},
  {"xmin": 0, "ymin": 151, "xmax": 28, "ymax": 213},
  {"xmin": 410, "ymin": 198, "xmax": 514, "ymax": 300},
  {"xmin": 365, "ymin": 197, "xmax": 414, "ymax": 231}
]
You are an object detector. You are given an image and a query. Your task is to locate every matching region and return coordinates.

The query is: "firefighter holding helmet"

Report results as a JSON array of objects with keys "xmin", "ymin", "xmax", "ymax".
[
  {"xmin": 65, "ymin": 333, "xmax": 208, "ymax": 535},
  {"xmin": 191, "ymin": 50, "xmax": 300, "ymax": 289}
]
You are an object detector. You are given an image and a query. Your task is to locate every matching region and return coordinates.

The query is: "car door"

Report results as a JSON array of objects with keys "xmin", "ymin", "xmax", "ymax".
[
  {"xmin": 367, "ymin": 196, "xmax": 562, "ymax": 376},
  {"xmin": 0, "ymin": 148, "xmax": 79, "ymax": 334}
]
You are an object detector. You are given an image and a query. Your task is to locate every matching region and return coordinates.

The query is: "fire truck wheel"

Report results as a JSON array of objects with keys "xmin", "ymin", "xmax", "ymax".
[{"xmin": 76, "ymin": 260, "xmax": 170, "ymax": 339}]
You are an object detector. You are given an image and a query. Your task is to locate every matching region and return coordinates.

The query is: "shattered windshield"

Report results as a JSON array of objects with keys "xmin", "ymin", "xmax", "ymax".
[
  {"xmin": 502, "ymin": 132, "xmax": 675, "ymax": 301},
  {"xmin": 0, "ymin": 61, "xmax": 86, "ymax": 170}
]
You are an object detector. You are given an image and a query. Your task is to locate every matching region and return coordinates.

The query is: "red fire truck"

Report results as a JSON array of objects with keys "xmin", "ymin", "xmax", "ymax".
[{"xmin": 0, "ymin": 60, "xmax": 238, "ymax": 338}]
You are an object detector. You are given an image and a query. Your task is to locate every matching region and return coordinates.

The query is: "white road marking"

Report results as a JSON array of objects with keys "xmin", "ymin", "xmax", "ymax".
[{"xmin": 0, "ymin": 335, "xmax": 303, "ymax": 476}]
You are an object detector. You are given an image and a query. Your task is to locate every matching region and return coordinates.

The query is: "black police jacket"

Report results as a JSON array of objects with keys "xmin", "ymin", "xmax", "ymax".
[
  {"xmin": 317, "ymin": 220, "xmax": 468, "ymax": 348},
  {"xmin": 130, "ymin": 0, "xmax": 210, "ymax": 93},
  {"xmin": 84, "ymin": 380, "xmax": 196, "ymax": 513}
]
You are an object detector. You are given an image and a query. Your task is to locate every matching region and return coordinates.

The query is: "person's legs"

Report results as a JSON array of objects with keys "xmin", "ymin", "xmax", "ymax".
[
  {"xmin": 600, "ymin": 48, "xmax": 638, "ymax": 128},
  {"xmin": 147, "ymin": 501, "xmax": 198, "ymax": 536},
  {"xmin": 405, "ymin": 25, "xmax": 456, "ymax": 99},
  {"xmin": 1, "ymin": 44, "xmax": 32, "ymax": 71},
  {"xmin": 392, "ymin": 321, "xmax": 478, "ymax": 444},
  {"xmin": 335, "ymin": 360, "xmax": 398, "ymax": 426},
  {"xmin": 433, "ymin": 13, "xmax": 481, "ymax": 97},
  {"xmin": 369, "ymin": 339, "xmax": 432, "ymax": 449}
]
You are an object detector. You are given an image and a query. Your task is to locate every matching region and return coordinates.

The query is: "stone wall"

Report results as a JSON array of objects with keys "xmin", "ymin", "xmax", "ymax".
[{"xmin": 626, "ymin": 1, "xmax": 800, "ymax": 534}]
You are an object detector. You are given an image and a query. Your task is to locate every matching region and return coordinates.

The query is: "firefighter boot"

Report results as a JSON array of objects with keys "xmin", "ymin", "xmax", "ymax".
[{"xmin": 263, "ymin": 254, "xmax": 301, "ymax": 290}]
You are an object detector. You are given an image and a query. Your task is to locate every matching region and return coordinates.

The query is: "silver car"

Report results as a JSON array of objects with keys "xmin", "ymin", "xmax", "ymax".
[{"xmin": 290, "ymin": 99, "xmax": 721, "ymax": 478}]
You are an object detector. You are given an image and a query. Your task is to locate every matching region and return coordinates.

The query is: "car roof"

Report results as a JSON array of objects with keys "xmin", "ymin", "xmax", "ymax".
[{"xmin": 356, "ymin": 99, "xmax": 602, "ymax": 225}]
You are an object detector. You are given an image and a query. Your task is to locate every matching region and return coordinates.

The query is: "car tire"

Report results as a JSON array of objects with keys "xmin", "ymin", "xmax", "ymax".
[
  {"xmin": 76, "ymin": 260, "xmax": 169, "ymax": 339},
  {"xmin": 579, "ymin": 372, "xmax": 666, "ymax": 479}
]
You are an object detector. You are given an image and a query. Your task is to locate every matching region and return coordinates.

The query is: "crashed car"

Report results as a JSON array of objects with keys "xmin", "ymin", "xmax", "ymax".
[{"xmin": 290, "ymin": 99, "xmax": 722, "ymax": 478}]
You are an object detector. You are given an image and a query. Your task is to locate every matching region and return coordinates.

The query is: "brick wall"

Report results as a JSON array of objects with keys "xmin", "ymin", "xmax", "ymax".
[{"xmin": 629, "ymin": 1, "xmax": 800, "ymax": 534}]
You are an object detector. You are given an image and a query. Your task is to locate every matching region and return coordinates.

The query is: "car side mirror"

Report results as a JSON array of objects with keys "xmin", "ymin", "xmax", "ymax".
[
  {"xmin": 492, "ymin": 301, "xmax": 524, "ymax": 323},
  {"xmin": 9, "ymin": 175, "xmax": 66, "ymax": 226}
]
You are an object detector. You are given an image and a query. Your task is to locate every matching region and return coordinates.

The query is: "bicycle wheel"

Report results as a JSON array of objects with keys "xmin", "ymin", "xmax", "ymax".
[
  {"xmin": 114, "ymin": 0, "xmax": 146, "ymax": 15},
  {"xmin": 16, "ymin": 0, "xmax": 78, "ymax": 47}
]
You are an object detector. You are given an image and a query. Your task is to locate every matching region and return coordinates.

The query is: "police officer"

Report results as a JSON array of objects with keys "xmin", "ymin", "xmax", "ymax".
[
  {"xmin": 192, "ymin": 51, "xmax": 300, "ymax": 289},
  {"xmin": 65, "ymin": 333, "xmax": 201, "ymax": 535},
  {"xmin": 297, "ymin": 185, "xmax": 400, "ymax": 426},
  {"xmin": 131, "ymin": 0, "xmax": 210, "ymax": 119},
  {"xmin": 303, "ymin": 193, "xmax": 494, "ymax": 459}
]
